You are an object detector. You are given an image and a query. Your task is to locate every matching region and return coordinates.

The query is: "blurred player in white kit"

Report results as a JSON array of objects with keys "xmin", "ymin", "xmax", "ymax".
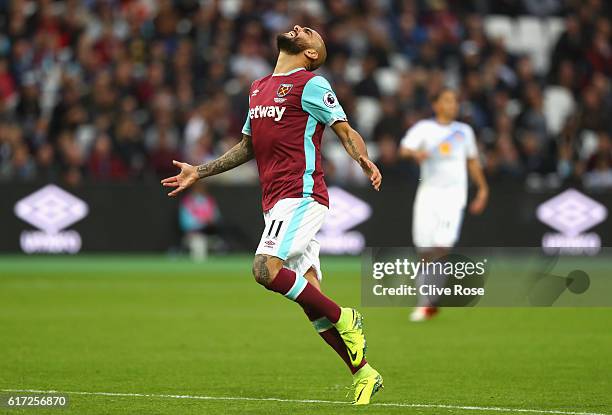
[{"xmin": 399, "ymin": 88, "xmax": 489, "ymax": 322}]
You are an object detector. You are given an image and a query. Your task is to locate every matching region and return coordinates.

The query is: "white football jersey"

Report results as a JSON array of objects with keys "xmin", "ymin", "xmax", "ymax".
[{"xmin": 400, "ymin": 119, "xmax": 478, "ymax": 207}]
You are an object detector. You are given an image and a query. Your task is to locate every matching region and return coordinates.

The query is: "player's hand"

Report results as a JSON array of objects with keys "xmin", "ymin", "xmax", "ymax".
[
  {"xmin": 469, "ymin": 188, "xmax": 488, "ymax": 215},
  {"xmin": 414, "ymin": 150, "xmax": 429, "ymax": 164},
  {"xmin": 359, "ymin": 155, "xmax": 382, "ymax": 191},
  {"xmin": 160, "ymin": 160, "xmax": 199, "ymax": 197}
]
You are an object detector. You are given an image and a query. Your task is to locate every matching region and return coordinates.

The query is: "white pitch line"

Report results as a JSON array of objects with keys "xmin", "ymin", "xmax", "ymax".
[{"xmin": 1, "ymin": 388, "xmax": 608, "ymax": 415}]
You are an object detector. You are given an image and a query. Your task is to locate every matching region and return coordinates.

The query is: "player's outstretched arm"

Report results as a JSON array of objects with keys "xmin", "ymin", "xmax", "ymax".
[
  {"xmin": 161, "ymin": 134, "xmax": 254, "ymax": 197},
  {"xmin": 331, "ymin": 121, "xmax": 381, "ymax": 191},
  {"xmin": 399, "ymin": 148, "xmax": 428, "ymax": 164},
  {"xmin": 467, "ymin": 158, "xmax": 489, "ymax": 214}
]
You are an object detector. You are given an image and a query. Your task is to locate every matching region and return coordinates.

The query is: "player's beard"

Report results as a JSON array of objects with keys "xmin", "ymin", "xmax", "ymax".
[{"xmin": 276, "ymin": 33, "xmax": 308, "ymax": 55}]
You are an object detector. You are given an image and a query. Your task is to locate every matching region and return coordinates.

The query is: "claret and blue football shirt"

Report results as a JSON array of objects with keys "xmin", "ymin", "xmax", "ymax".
[{"xmin": 242, "ymin": 67, "xmax": 347, "ymax": 212}]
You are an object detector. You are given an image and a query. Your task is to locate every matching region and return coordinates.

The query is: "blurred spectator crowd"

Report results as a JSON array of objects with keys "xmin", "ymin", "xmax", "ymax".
[{"xmin": 1, "ymin": 0, "xmax": 612, "ymax": 190}]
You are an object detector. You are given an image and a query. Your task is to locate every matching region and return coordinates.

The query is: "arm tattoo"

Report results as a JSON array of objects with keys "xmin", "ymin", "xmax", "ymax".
[
  {"xmin": 196, "ymin": 135, "xmax": 254, "ymax": 179},
  {"xmin": 344, "ymin": 136, "xmax": 361, "ymax": 160}
]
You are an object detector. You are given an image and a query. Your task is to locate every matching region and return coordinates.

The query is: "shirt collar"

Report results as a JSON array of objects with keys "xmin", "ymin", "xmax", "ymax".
[{"xmin": 272, "ymin": 67, "xmax": 306, "ymax": 77}]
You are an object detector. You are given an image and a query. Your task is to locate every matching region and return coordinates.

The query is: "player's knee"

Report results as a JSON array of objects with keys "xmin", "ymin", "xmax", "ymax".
[{"xmin": 251, "ymin": 254, "xmax": 281, "ymax": 287}]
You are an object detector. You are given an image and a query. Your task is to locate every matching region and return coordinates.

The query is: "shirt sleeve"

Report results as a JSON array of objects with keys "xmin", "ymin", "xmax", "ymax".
[
  {"xmin": 465, "ymin": 125, "xmax": 478, "ymax": 158},
  {"xmin": 301, "ymin": 76, "xmax": 347, "ymax": 126},
  {"xmin": 400, "ymin": 122, "xmax": 424, "ymax": 150},
  {"xmin": 241, "ymin": 112, "xmax": 251, "ymax": 136},
  {"xmin": 242, "ymin": 82, "xmax": 254, "ymax": 136}
]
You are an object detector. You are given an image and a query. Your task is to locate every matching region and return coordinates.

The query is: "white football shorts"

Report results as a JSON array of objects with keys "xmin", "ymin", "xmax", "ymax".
[
  {"xmin": 255, "ymin": 197, "xmax": 328, "ymax": 280},
  {"xmin": 412, "ymin": 186, "xmax": 465, "ymax": 249}
]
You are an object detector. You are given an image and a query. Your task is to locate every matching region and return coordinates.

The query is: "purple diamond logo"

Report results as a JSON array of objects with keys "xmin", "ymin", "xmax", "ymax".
[
  {"xmin": 536, "ymin": 189, "xmax": 607, "ymax": 237},
  {"xmin": 321, "ymin": 187, "xmax": 372, "ymax": 234},
  {"xmin": 14, "ymin": 184, "xmax": 89, "ymax": 233}
]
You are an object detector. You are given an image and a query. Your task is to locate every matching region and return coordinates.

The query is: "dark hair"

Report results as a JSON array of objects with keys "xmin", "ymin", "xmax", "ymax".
[{"xmin": 430, "ymin": 87, "xmax": 456, "ymax": 103}]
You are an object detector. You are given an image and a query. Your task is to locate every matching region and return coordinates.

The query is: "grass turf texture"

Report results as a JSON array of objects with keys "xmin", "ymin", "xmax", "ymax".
[{"xmin": 0, "ymin": 255, "xmax": 610, "ymax": 415}]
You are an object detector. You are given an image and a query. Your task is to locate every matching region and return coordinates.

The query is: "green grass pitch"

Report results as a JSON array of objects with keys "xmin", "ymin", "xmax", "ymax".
[{"xmin": 0, "ymin": 255, "xmax": 610, "ymax": 414}]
